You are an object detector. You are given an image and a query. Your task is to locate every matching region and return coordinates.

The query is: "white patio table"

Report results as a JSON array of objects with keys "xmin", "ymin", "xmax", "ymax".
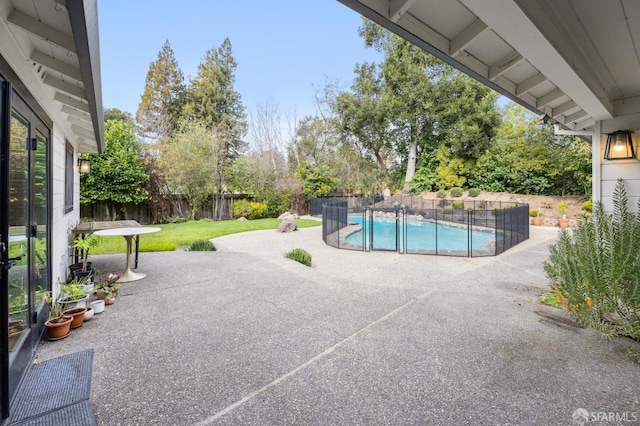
[{"xmin": 94, "ymin": 227, "xmax": 160, "ymax": 282}]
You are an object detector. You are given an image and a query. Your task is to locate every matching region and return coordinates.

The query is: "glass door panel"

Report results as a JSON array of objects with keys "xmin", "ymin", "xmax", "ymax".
[
  {"xmin": 8, "ymin": 112, "xmax": 29, "ymax": 367},
  {"xmin": 33, "ymin": 130, "xmax": 47, "ymax": 316}
]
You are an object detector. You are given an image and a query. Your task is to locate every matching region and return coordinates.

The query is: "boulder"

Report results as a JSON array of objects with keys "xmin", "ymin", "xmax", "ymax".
[
  {"xmin": 277, "ymin": 218, "xmax": 297, "ymax": 233},
  {"xmin": 278, "ymin": 211, "xmax": 299, "ymax": 220},
  {"xmin": 237, "ymin": 217, "xmax": 248, "ymax": 221}
]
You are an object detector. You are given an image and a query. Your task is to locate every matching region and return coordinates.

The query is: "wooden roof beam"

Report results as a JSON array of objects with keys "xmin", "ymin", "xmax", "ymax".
[{"xmin": 8, "ymin": 9, "xmax": 75, "ymax": 53}]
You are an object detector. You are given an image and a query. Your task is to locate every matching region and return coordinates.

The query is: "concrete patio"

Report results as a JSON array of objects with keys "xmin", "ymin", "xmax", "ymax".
[{"xmin": 35, "ymin": 225, "xmax": 640, "ymax": 425}]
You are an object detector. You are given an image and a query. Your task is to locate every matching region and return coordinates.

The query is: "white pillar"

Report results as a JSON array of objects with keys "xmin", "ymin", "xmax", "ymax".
[{"xmin": 592, "ymin": 121, "xmax": 601, "ymax": 203}]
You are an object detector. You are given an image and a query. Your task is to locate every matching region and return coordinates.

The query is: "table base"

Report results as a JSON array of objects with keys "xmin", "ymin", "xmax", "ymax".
[{"xmin": 117, "ymin": 269, "xmax": 146, "ymax": 283}]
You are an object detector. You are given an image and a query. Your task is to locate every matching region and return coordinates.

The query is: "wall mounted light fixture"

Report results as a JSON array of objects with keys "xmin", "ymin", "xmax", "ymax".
[
  {"xmin": 604, "ymin": 130, "xmax": 635, "ymax": 160},
  {"xmin": 78, "ymin": 158, "xmax": 90, "ymax": 174}
]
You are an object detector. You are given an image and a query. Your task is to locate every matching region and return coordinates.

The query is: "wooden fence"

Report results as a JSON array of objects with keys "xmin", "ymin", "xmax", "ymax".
[{"xmin": 80, "ymin": 193, "xmax": 310, "ymax": 224}]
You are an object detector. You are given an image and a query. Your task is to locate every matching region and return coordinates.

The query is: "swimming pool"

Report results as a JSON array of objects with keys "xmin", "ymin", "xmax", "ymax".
[
  {"xmin": 345, "ymin": 214, "xmax": 495, "ymax": 253},
  {"xmin": 321, "ymin": 199, "xmax": 529, "ymax": 257}
]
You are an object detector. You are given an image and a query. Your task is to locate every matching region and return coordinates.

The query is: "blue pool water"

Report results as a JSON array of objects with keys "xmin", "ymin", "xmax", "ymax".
[{"xmin": 345, "ymin": 214, "xmax": 494, "ymax": 252}]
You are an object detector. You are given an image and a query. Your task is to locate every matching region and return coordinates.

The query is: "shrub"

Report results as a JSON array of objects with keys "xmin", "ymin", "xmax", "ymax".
[
  {"xmin": 436, "ymin": 189, "xmax": 447, "ymax": 198},
  {"xmin": 452, "ymin": 200, "xmax": 464, "ymax": 210},
  {"xmin": 450, "ymin": 187, "xmax": 463, "ymax": 197},
  {"xmin": 544, "ymin": 179, "xmax": 640, "ymax": 348},
  {"xmin": 188, "ymin": 240, "xmax": 216, "ymax": 251},
  {"xmin": 504, "ymin": 203, "xmax": 517, "ymax": 209},
  {"xmin": 284, "ymin": 248, "xmax": 312, "ymax": 267},
  {"xmin": 556, "ymin": 202, "xmax": 568, "ymax": 215},
  {"xmin": 160, "ymin": 216, "xmax": 187, "ymax": 224},
  {"xmin": 583, "ymin": 200, "xmax": 593, "ymax": 212},
  {"xmin": 233, "ymin": 200, "xmax": 268, "ymax": 220},
  {"xmin": 529, "ymin": 208, "xmax": 540, "ymax": 217},
  {"xmin": 443, "ymin": 205, "xmax": 453, "ymax": 212},
  {"xmin": 468, "ymin": 188, "xmax": 481, "ymax": 197}
]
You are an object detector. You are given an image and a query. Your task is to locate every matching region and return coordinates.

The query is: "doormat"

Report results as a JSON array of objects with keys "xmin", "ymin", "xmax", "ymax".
[{"xmin": 6, "ymin": 349, "xmax": 96, "ymax": 426}]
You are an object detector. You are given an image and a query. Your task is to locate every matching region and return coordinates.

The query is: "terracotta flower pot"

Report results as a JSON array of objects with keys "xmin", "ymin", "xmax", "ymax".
[
  {"xmin": 105, "ymin": 297, "xmax": 115, "ymax": 305},
  {"xmin": 63, "ymin": 307, "xmax": 87, "ymax": 329},
  {"xmin": 558, "ymin": 218, "xmax": 570, "ymax": 228},
  {"xmin": 531, "ymin": 217, "xmax": 542, "ymax": 226},
  {"xmin": 44, "ymin": 315, "xmax": 73, "ymax": 340}
]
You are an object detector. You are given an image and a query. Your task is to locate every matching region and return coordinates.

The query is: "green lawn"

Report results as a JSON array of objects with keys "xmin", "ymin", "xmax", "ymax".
[{"xmin": 90, "ymin": 218, "xmax": 321, "ymax": 255}]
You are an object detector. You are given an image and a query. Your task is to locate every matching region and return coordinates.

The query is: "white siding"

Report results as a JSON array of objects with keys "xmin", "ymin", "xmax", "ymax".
[{"xmin": 51, "ymin": 125, "xmax": 80, "ymax": 298}]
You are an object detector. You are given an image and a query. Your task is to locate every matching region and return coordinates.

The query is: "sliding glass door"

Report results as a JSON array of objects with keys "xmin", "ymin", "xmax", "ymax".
[{"xmin": 1, "ymin": 80, "xmax": 50, "ymax": 408}]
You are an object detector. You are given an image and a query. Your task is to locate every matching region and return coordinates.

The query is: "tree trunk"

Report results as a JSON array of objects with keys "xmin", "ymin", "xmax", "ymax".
[{"xmin": 404, "ymin": 125, "xmax": 418, "ymax": 191}]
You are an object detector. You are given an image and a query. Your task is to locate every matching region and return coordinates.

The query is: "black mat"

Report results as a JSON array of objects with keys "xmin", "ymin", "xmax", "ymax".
[{"xmin": 7, "ymin": 349, "xmax": 96, "ymax": 426}]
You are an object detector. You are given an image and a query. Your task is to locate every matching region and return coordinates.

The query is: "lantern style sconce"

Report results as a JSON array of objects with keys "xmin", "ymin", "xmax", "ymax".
[
  {"xmin": 604, "ymin": 130, "xmax": 635, "ymax": 160},
  {"xmin": 78, "ymin": 158, "xmax": 91, "ymax": 174}
]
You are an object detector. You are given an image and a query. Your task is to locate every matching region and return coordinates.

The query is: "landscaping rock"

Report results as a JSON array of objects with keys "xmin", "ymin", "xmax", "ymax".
[
  {"xmin": 277, "ymin": 218, "xmax": 297, "ymax": 233},
  {"xmin": 278, "ymin": 211, "xmax": 299, "ymax": 220},
  {"xmin": 237, "ymin": 217, "xmax": 248, "ymax": 222}
]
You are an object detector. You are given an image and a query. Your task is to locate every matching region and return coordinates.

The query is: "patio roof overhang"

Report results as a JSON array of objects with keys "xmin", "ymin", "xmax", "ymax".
[
  {"xmin": 0, "ymin": 0, "xmax": 103, "ymax": 153},
  {"xmin": 336, "ymin": 0, "xmax": 640, "ymax": 134}
]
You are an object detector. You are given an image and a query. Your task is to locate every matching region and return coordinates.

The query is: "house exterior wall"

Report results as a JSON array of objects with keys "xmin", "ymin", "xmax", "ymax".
[
  {"xmin": 600, "ymin": 130, "xmax": 640, "ymax": 212},
  {"xmin": 51, "ymin": 124, "xmax": 81, "ymax": 297},
  {"xmin": 0, "ymin": 21, "xmax": 82, "ymax": 298}
]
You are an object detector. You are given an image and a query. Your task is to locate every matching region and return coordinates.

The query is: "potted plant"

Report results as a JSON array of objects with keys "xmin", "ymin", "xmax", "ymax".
[
  {"xmin": 59, "ymin": 276, "xmax": 91, "ymax": 309},
  {"xmin": 95, "ymin": 272, "xmax": 120, "ymax": 305},
  {"xmin": 557, "ymin": 202, "xmax": 569, "ymax": 228},
  {"xmin": 43, "ymin": 292, "xmax": 73, "ymax": 341},
  {"xmin": 63, "ymin": 306, "xmax": 87, "ymax": 329},
  {"xmin": 70, "ymin": 233, "xmax": 100, "ymax": 280},
  {"xmin": 530, "ymin": 208, "xmax": 543, "ymax": 226}
]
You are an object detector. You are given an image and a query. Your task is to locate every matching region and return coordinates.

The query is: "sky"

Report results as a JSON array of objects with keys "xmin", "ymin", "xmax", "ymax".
[{"xmin": 98, "ymin": 0, "xmax": 382, "ymax": 123}]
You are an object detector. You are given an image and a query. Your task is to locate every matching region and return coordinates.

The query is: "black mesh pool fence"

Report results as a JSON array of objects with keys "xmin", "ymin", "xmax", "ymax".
[{"xmin": 320, "ymin": 198, "xmax": 529, "ymax": 257}]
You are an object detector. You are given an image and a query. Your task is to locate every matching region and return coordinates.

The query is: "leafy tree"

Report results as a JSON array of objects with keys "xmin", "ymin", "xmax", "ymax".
[
  {"xmin": 338, "ymin": 20, "xmax": 500, "ymax": 192},
  {"xmin": 435, "ymin": 73, "xmax": 500, "ymax": 159},
  {"xmin": 289, "ymin": 115, "xmax": 338, "ymax": 167},
  {"xmin": 183, "ymin": 38, "xmax": 247, "ymax": 157},
  {"xmin": 136, "ymin": 40, "xmax": 185, "ymax": 142},
  {"xmin": 359, "ymin": 20, "xmax": 441, "ymax": 188},
  {"xmin": 435, "ymin": 146, "xmax": 471, "ymax": 189},
  {"xmin": 334, "ymin": 62, "xmax": 396, "ymax": 187},
  {"xmin": 297, "ymin": 163, "xmax": 337, "ymax": 200},
  {"xmin": 468, "ymin": 103, "xmax": 591, "ymax": 195},
  {"xmin": 80, "ymin": 120, "xmax": 148, "ymax": 219},
  {"xmin": 104, "ymin": 108, "xmax": 133, "ymax": 124},
  {"xmin": 160, "ymin": 120, "xmax": 227, "ymax": 220},
  {"xmin": 224, "ymin": 100, "xmax": 301, "ymax": 217}
]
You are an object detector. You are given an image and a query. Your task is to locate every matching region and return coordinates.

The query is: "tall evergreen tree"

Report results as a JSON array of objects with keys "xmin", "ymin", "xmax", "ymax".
[
  {"xmin": 136, "ymin": 40, "xmax": 185, "ymax": 143},
  {"xmin": 184, "ymin": 38, "xmax": 247, "ymax": 157}
]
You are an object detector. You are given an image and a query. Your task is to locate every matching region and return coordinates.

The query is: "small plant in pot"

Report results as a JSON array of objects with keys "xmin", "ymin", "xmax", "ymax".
[
  {"xmin": 43, "ymin": 292, "xmax": 73, "ymax": 341},
  {"xmin": 95, "ymin": 272, "xmax": 120, "ymax": 305},
  {"xmin": 529, "ymin": 208, "xmax": 543, "ymax": 226},
  {"xmin": 556, "ymin": 202, "xmax": 569, "ymax": 228},
  {"xmin": 70, "ymin": 233, "xmax": 101, "ymax": 280},
  {"xmin": 59, "ymin": 276, "xmax": 91, "ymax": 309}
]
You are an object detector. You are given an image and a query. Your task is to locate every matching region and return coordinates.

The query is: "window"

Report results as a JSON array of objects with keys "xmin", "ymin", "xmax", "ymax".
[{"xmin": 65, "ymin": 141, "xmax": 73, "ymax": 213}]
